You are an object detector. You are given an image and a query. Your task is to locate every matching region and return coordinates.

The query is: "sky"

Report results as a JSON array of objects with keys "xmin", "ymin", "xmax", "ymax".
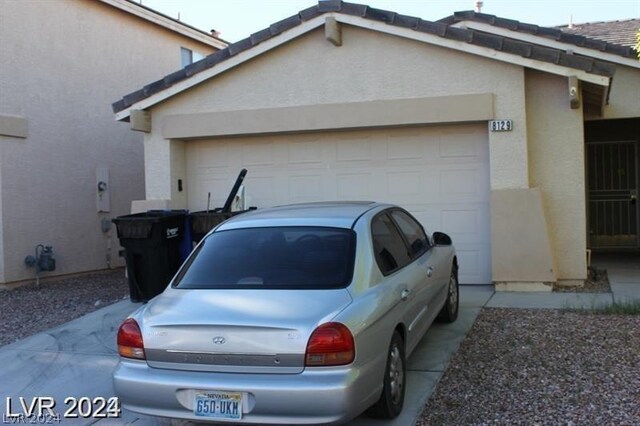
[{"xmin": 139, "ymin": 0, "xmax": 640, "ymax": 42}]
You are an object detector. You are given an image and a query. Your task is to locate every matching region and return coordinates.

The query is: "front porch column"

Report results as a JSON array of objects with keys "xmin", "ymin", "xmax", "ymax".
[{"xmin": 489, "ymin": 69, "xmax": 558, "ymax": 291}]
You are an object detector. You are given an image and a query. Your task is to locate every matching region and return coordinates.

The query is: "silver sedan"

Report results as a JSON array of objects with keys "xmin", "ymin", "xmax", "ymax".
[{"xmin": 113, "ymin": 202, "xmax": 459, "ymax": 424}]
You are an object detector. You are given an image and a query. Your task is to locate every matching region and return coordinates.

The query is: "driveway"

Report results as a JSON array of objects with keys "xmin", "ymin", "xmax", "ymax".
[{"xmin": 0, "ymin": 286, "xmax": 493, "ymax": 426}]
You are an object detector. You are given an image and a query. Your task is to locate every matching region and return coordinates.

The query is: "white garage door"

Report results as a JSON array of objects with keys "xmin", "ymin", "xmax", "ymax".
[{"xmin": 186, "ymin": 124, "xmax": 491, "ymax": 284}]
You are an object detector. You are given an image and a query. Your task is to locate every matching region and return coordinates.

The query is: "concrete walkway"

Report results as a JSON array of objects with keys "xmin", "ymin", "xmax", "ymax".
[
  {"xmin": 1, "ymin": 260, "xmax": 637, "ymax": 426},
  {"xmin": 593, "ymin": 252, "xmax": 640, "ymax": 304}
]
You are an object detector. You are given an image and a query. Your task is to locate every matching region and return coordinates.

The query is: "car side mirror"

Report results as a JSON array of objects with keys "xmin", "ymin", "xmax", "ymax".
[{"xmin": 433, "ymin": 231, "xmax": 452, "ymax": 246}]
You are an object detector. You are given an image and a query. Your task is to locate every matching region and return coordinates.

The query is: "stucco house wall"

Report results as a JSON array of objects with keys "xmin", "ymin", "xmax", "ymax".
[
  {"xmin": 144, "ymin": 25, "xmax": 529, "ymax": 203},
  {"xmin": 526, "ymin": 69, "xmax": 587, "ymax": 284},
  {"xmin": 600, "ymin": 65, "xmax": 640, "ymax": 120},
  {"xmin": 113, "ymin": 4, "xmax": 640, "ymax": 290},
  {"xmin": 137, "ymin": 24, "xmax": 575, "ymax": 286},
  {"xmin": 0, "ymin": 0, "xmax": 219, "ymax": 284}
]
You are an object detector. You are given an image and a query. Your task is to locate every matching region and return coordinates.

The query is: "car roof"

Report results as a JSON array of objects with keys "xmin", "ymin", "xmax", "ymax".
[{"xmin": 216, "ymin": 201, "xmax": 390, "ymax": 230}]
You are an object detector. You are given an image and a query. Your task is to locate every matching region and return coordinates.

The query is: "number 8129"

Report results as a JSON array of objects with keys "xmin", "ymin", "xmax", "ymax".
[{"xmin": 489, "ymin": 120, "xmax": 513, "ymax": 132}]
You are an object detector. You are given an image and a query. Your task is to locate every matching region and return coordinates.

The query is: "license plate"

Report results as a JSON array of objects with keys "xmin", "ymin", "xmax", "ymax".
[{"xmin": 194, "ymin": 391, "xmax": 243, "ymax": 420}]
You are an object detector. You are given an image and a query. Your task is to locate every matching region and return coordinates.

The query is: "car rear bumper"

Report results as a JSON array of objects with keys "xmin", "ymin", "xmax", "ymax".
[{"xmin": 113, "ymin": 359, "xmax": 378, "ymax": 424}]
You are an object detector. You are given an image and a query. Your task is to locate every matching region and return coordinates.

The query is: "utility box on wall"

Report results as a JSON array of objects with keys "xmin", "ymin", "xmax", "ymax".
[{"xmin": 97, "ymin": 167, "xmax": 110, "ymax": 212}]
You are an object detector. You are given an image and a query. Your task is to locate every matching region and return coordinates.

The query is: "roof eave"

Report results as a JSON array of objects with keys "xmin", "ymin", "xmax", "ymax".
[
  {"xmin": 114, "ymin": 14, "xmax": 327, "ymax": 121},
  {"xmin": 451, "ymin": 20, "xmax": 640, "ymax": 69},
  {"xmin": 113, "ymin": 4, "xmax": 615, "ymax": 121},
  {"xmin": 99, "ymin": 0, "xmax": 227, "ymax": 49}
]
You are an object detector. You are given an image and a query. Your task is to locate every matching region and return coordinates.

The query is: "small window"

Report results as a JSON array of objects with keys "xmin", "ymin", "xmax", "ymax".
[
  {"xmin": 181, "ymin": 47, "xmax": 205, "ymax": 68},
  {"xmin": 180, "ymin": 47, "xmax": 193, "ymax": 68},
  {"xmin": 371, "ymin": 213, "xmax": 411, "ymax": 275},
  {"xmin": 390, "ymin": 210, "xmax": 429, "ymax": 257}
]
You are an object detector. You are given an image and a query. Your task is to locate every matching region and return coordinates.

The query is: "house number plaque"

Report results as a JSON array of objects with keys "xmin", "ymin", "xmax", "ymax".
[{"xmin": 489, "ymin": 120, "xmax": 513, "ymax": 132}]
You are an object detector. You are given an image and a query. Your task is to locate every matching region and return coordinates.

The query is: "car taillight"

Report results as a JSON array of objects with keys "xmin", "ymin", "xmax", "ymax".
[
  {"xmin": 305, "ymin": 322, "xmax": 355, "ymax": 366},
  {"xmin": 117, "ymin": 318, "xmax": 145, "ymax": 360}
]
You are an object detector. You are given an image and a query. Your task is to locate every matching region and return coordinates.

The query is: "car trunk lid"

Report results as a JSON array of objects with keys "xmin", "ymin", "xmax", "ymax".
[{"xmin": 141, "ymin": 288, "xmax": 352, "ymax": 373}]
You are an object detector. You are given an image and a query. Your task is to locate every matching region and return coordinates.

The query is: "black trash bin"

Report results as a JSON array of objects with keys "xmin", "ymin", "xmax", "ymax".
[
  {"xmin": 189, "ymin": 208, "xmax": 254, "ymax": 244},
  {"xmin": 113, "ymin": 210, "xmax": 185, "ymax": 302}
]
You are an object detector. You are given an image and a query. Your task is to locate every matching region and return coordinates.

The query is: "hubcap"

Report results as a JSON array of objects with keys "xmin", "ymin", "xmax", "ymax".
[
  {"xmin": 388, "ymin": 345, "xmax": 404, "ymax": 405},
  {"xmin": 449, "ymin": 274, "xmax": 458, "ymax": 314}
]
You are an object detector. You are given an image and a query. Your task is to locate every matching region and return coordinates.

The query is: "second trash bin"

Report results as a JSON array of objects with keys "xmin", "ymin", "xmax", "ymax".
[
  {"xmin": 189, "ymin": 209, "xmax": 245, "ymax": 243},
  {"xmin": 113, "ymin": 210, "xmax": 186, "ymax": 302},
  {"xmin": 189, "ymin": 168, "xmax": 255, "ymax": 244}
]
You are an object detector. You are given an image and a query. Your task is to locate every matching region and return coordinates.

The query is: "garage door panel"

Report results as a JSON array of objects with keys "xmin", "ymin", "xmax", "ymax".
[
  {"xmin": 421, "ymin": 170, "xmax": 441, "ymax": 199},
  {"xmin": 387, "ymin": 135, "xmax": 427, "ymax": 160},
  {"xmin": 441, "ymin": 204, "xmax": 490, "ymax": 236},
  {"xmin": 189, "ymin": 177, "xmax": 230, "ymax": 210},
  {"xmin": 440, "ymin": 169, "xmax": 479, "ymax": 197},
  {"xmin": 243, "ymin": 175, "xmax": 278, "ymax": 207},
  {"xmin": 455, "ymin": 248, "xmax": 490, "ymax": 284},
  {"xmin": 242, "ymin": 141, "xmax": 275, "ymax": 166},
  {"xmin": 288, "ymin": 175, "xmax": 323, "ymax": 202},
  {"xmin": 336, "ymin": 173, "xmax": 373, "ymax": 200},
  {"xmin": 439, "ymin": 131, "xmax": 481, "ymax": 158},
  {"xmin": 336, "ymin": 135, "xmax": 373, "ymax": 162},
  {"xmin": 287, "ymin": 138, "xmax": 323, "ymax": 165},
  {"xmin": 387, "ymin": 143, "xmax": 423, "ymax": 161},
  {"xmin": 187, "ymin": 124, "xmax": 491, "ymax": 284},
  {"xmin": 196, "ymin": 142, "xmax": 230, "ymax": 169},
  {"xmin": 412, "ymin": 209, "xmax": 439, "ymax": 234},
  {"xmin": 387, "ymin": 171, "xmax": 424, "ymax": 198},
  {"xmin": 441, "ymin": 208, "xmax": 478, "ymax": 234}
]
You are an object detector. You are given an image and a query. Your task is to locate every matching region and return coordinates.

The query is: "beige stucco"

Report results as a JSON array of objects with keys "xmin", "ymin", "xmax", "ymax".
[
  {"xmin": 130, "ymin": 110, "xmax": 152, "ymax": 133},
  {"xmin": 526, "ymin": 69, "xmax": 587, "ymax": 283},
  {"xmin": 137, "ymin": 24, "xmax": 542, "ymax": 286},
  {"xmin": 0, "ymin": 0, "xmax": 217, "ymax": 283},
  {"xmin": 491, "ymin": 187, "xmax": 556, "ymax": 290},
  {"xmin": 600, "ymin": 65, "xmax": 640, "ymax": 120},
  {"xmin": 0, "ymin": 115, "xmax": 28, "ymax": 139},
  {"xmin": 144, "ymin": 24, "xmax": 529, "ymax": 203},
  {"xmin": 132, "ymin": 21, "xmax": 636, "ymax": 288},
  {"xmin": 160, "ymin": 94, "xmax": 495, "ymax": 139}
]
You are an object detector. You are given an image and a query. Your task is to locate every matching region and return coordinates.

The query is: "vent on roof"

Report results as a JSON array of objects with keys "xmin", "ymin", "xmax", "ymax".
[{"xmin": 475, "ymin": 1, "xmax": 483, "ymax": 13}]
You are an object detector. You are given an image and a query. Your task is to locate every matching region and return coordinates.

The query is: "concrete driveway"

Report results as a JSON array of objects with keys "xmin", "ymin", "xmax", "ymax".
[{"xmin": 0, "ymin": 286, "xmax": 493, "ymax": 426}]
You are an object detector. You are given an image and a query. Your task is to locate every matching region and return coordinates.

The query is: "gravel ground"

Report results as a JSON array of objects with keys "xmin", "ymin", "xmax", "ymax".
[
  {"xmin": 554, "ymin": 267, "xmax": 611, "ymax": 293},
  {"xmin": 0, "ymin": 269, "xmax": 129, "ymax": 346},
  {"xmin": 418, "ymin": 308, "xmax": 640, "ymax": 425}
]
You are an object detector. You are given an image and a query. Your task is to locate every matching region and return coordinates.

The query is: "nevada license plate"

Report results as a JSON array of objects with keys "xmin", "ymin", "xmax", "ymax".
[{"xmin": 194, "ymin": 391, "xmax": 243, "ymax": 420}]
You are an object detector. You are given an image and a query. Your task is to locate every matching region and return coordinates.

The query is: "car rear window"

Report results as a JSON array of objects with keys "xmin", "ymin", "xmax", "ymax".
[{"xmin": 174, "ymin": 227, "xmax": 356, "ymax": 289}]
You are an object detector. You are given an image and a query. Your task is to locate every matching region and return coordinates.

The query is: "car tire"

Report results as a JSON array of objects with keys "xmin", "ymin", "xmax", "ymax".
[
  {"xmin": 367, "ymin": 331, "xmax": 406, "ymax": 419},
  {"xmin": 436, "ymin": 266, "xmax": 459, "ymax": 323}
]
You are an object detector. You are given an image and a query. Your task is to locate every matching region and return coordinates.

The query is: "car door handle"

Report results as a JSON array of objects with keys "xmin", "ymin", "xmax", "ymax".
[
  {"xmin": 401, "ymin": 289, "xmax": 411, "ymax": 301},
  {"xmin": 427, "ymin": 267, "xmax": 434, "ymax": 278}
]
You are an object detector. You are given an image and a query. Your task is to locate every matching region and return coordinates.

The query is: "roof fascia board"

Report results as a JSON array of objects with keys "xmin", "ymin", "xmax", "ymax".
[
  {"xmin": 98, "ymin": 0, "xmax": 227, "ymax": 49},
  {"xmin": 335, "ymin": 14, "xmax": 610, "ymax": 87},
  {"xmin": 115, "ymin": 15, "xmax": 326, "ymax": 121},
  {"xmin": 116, "ymin": 12, "xmax": 611, "ymax": 121},
  {"xmin": 451, "ymin": 20, "xmax": 640, "ymax": 69}
]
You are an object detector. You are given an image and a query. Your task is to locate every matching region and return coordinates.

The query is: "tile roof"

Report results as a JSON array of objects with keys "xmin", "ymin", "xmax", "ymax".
[
  {"xmin": 113, "ymin": 0, "xmax": 617, "ymax": 114},
  {"xmin": 122, "ymin": 0, "xmax": 228, "ymax": 44},
  {"xmin": 439, "ymin": 11, "xmax": 636, "ymax": 58},
  {"xmin": 557, "ymin": 19, "xmax": 640, "ymax": 48}
]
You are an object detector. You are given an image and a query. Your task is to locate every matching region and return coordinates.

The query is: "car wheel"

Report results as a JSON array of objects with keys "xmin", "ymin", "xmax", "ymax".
[
  {"xmin": 367, "ymin": 331, "xmax": 406, "ymax": 419},
  {"xmin": 436, "ymin": 266, "xmax": 459, "ymax": 323}
]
